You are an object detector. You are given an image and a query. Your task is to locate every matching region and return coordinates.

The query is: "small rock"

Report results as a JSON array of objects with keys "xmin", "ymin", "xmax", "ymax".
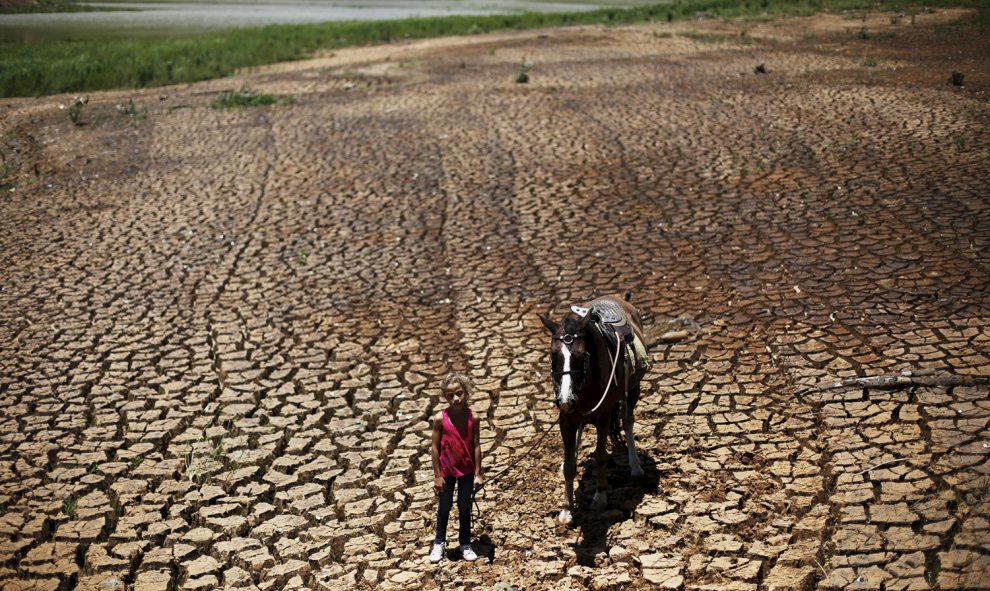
[{"xmin": 609, "ymin": 545, "xmax": 632, "ymax": 564}]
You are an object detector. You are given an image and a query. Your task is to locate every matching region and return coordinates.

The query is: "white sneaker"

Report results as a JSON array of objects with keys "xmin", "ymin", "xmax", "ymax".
[
  {"xmin": 428, "ymin": 542, "xmax": 445, "ymax": 563},
  {"xmin": 460, "ymin": 544, "xmax": 478, "ymax": 562}
]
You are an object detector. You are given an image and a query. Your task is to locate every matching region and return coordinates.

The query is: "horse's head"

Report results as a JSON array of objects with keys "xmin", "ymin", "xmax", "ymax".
[{"xmin": 538, "ymin": 306, "xmax": 593, "ymax": 414}]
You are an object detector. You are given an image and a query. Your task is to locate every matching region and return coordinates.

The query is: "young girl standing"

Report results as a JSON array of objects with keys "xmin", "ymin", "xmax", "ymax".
[{"xmin": 429, "ymin": 373, "xmax": 483, "ymax": 563}]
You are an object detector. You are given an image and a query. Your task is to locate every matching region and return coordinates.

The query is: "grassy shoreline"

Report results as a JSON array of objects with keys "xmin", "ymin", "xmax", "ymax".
[{"xmin": 0, "ymin": 0, "xmax": 985, "ymax": 98}]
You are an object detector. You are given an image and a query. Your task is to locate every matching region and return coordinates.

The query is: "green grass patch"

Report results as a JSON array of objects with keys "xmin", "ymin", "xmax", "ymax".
[
  {"xmin": 1, "ymin": 0, "xmax": 987, "ymax": 97},
  {"xmin": 934, "ymin": 0, "xmax": 990, "ymax": 29}
]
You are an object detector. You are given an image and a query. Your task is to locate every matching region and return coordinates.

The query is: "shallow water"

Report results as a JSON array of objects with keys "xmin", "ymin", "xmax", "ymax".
[{"xmin": 0, "ymin": 0, "xmax": 651, "ymax": 42}]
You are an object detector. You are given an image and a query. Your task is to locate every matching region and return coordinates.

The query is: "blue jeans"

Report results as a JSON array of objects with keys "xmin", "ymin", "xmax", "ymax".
[{"xmin": 436, "ymin": 474, "xmax": 474, "ymax": 545}]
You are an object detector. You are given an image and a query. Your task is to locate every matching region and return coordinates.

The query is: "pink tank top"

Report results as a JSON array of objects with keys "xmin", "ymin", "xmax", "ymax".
[{"xmin": 439, "ymin": 409, "xmax": 475, "ymax": 478}]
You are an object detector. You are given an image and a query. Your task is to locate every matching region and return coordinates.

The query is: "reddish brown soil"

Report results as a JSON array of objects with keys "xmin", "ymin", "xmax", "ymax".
[{"xmin": 1, "ymin": 7, "xmax": 988, "ymax": 591}]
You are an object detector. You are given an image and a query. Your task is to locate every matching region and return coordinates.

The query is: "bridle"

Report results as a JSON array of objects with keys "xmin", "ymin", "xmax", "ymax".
[
  {"xmin": 550, "ymin": 327, "xmax": 622, "ymax": 416},
  {"xmin": 550, "ymin": 333, "xmax": 589, "ymax": 395}
]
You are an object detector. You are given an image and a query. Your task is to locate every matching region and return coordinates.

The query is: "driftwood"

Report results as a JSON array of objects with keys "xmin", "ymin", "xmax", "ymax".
[
  {"xmin": 797, "ymin": 369, "xmax": 990, "ymax": 396},
  {"xmin": 645, "ymin": 315, "xmax": 700, "ymax": 346}
]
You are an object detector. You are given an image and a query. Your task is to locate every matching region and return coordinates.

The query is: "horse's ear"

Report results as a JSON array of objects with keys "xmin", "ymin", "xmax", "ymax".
[{"xmin": 537, "ymin": 312, "xmax": 558, "ymax": 335}]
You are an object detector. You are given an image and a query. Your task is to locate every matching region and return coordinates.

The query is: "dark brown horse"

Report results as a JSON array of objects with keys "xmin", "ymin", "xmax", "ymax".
[{"xmin": 538, "ymin": 294, "xmax": 650, "ymax": 525}]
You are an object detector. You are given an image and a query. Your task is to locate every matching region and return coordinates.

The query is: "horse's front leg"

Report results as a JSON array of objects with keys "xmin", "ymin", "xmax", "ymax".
[
  {"xmin": 559, "ymin": 419, "xmax": 579, "ymax": 525},
  {"xmin": 591, "ymin": 419, "xmax": 609, "ymax": 510}
]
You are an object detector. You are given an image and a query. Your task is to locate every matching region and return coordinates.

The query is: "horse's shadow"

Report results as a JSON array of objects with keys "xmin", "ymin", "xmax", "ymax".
[{"xmin": 569, "ymin": 448, "xmax": 662, "ymax": 566}]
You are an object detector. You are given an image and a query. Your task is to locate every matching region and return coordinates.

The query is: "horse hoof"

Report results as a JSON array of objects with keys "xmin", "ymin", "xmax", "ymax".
[{"xmin": 558, "ymin": 509, "xmax": 574, "ymax": 525}]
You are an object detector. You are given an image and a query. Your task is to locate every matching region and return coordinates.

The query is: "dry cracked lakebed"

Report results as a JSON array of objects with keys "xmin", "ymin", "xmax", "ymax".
[{"xmin": 1, "ymin": 7, "xmax": 989, "ymax": 591}]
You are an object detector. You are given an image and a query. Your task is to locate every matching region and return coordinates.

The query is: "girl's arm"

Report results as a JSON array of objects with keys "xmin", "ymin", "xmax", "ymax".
[
  {"xmin": 473, "ymin": 412, "xmax": 484, "ymax": 488},
  {"xmin": 431, "ymin": 413, "xmax": 444, "ymax": 491}
]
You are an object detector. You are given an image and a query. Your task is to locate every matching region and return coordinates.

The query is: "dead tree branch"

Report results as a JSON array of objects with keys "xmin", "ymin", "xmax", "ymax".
[{"xmin": 797, "ymin": 369, "xmax": 990, "ymax": 396}]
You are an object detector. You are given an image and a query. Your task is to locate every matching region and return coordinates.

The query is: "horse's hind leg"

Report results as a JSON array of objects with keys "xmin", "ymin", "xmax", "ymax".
[
  {"xmin": 591, "ymin": 422, "xmax": 609, "ymax": 510},
  {"xmin": 626, "ymin": 387, "xmax": 644, "ymax": 477}
]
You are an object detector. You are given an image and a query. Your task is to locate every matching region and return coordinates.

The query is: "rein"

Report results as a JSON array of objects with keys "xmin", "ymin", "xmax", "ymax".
[
  {"xmin": 583, "ymin": 323, "xmax": 623, "ymax": 416},
  {"xmin": 471, "ymin": 413, "xmax": 555, "ymax": 530}
]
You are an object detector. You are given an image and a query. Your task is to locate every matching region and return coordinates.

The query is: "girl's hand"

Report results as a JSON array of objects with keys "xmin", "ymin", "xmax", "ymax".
[
  {"xmin": 435, "ymin": 476, "xmax": 446, "ymax": 492},
  {"xmin": 473, "ymin": 475, "xmax": 484, "ymax": 491}
]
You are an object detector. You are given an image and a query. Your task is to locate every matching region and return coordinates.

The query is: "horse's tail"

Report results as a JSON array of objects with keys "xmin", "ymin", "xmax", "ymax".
[{"xmin": 609, "ymin": 402, "xmax": 626, "ymax": 449}]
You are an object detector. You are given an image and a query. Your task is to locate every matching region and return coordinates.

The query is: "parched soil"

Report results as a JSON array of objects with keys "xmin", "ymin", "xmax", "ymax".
[{"xmin": 1, "ymin": 7, "xmax": 989, "ymax": 591}]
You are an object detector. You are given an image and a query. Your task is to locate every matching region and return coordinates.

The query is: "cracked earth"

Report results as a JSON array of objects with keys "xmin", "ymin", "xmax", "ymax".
[{"xmin": 1, "ymin": 7, "xmax": 989, "ymax": 591}]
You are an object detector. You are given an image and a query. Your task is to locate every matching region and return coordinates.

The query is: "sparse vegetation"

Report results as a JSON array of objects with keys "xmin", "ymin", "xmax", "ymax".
[
  {"xmin": 212, "ymin": 87, "xmax": 293, "ymax": 109},
  {"xmin": 0, "ymin": 163, "xmax": 13, "ymax": 192},
  {"xmin": 210, "ymin": 438, "xmax": 225, "ymax": 460},
  {"xmin": 863, "ymin": 56, "xmax": 879, "ymax": 67},
  {"xmin": 516, "ymin": 57, "xmax": 531, "ymax": 83},
  {"xmin": 67, "ymin": 95, "xmax": 87, "ymax": 125},
  {"xmin": 117, "ymin": 99, "xmax": 147, "ymax": 122},
  {"xmin": 61, "ymin": 496, "xmax": 77, "ymax": 517},
  {"xmin": 681, "ymin": 31, "xmax": 750, "ymax": 43}
]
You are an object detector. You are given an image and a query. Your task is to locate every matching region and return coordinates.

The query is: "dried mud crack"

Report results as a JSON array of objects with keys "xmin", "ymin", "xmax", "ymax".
[{"xmin": 1, "ymin": 7, "xmax": 989, "ymax": 591}]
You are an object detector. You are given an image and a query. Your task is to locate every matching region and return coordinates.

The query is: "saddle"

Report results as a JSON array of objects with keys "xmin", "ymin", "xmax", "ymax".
[
  {"xmin": 589, "ymin": 297, "xmax": 625, "ymax": 326},
  {"xmin": 572, "ymin": 297, "xmax": 650, "ymax": 384}
]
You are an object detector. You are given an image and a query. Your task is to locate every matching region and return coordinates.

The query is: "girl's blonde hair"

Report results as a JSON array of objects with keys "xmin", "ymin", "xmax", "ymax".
[{"xmin": 440, "ymin": 372, "xmax": 473, "ymax": 396}]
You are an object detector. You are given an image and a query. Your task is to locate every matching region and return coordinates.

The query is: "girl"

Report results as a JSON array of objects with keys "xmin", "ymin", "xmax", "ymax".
[{"xmin": 429, "ymin": 373, "xmax": 483, "ymax": 563}]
